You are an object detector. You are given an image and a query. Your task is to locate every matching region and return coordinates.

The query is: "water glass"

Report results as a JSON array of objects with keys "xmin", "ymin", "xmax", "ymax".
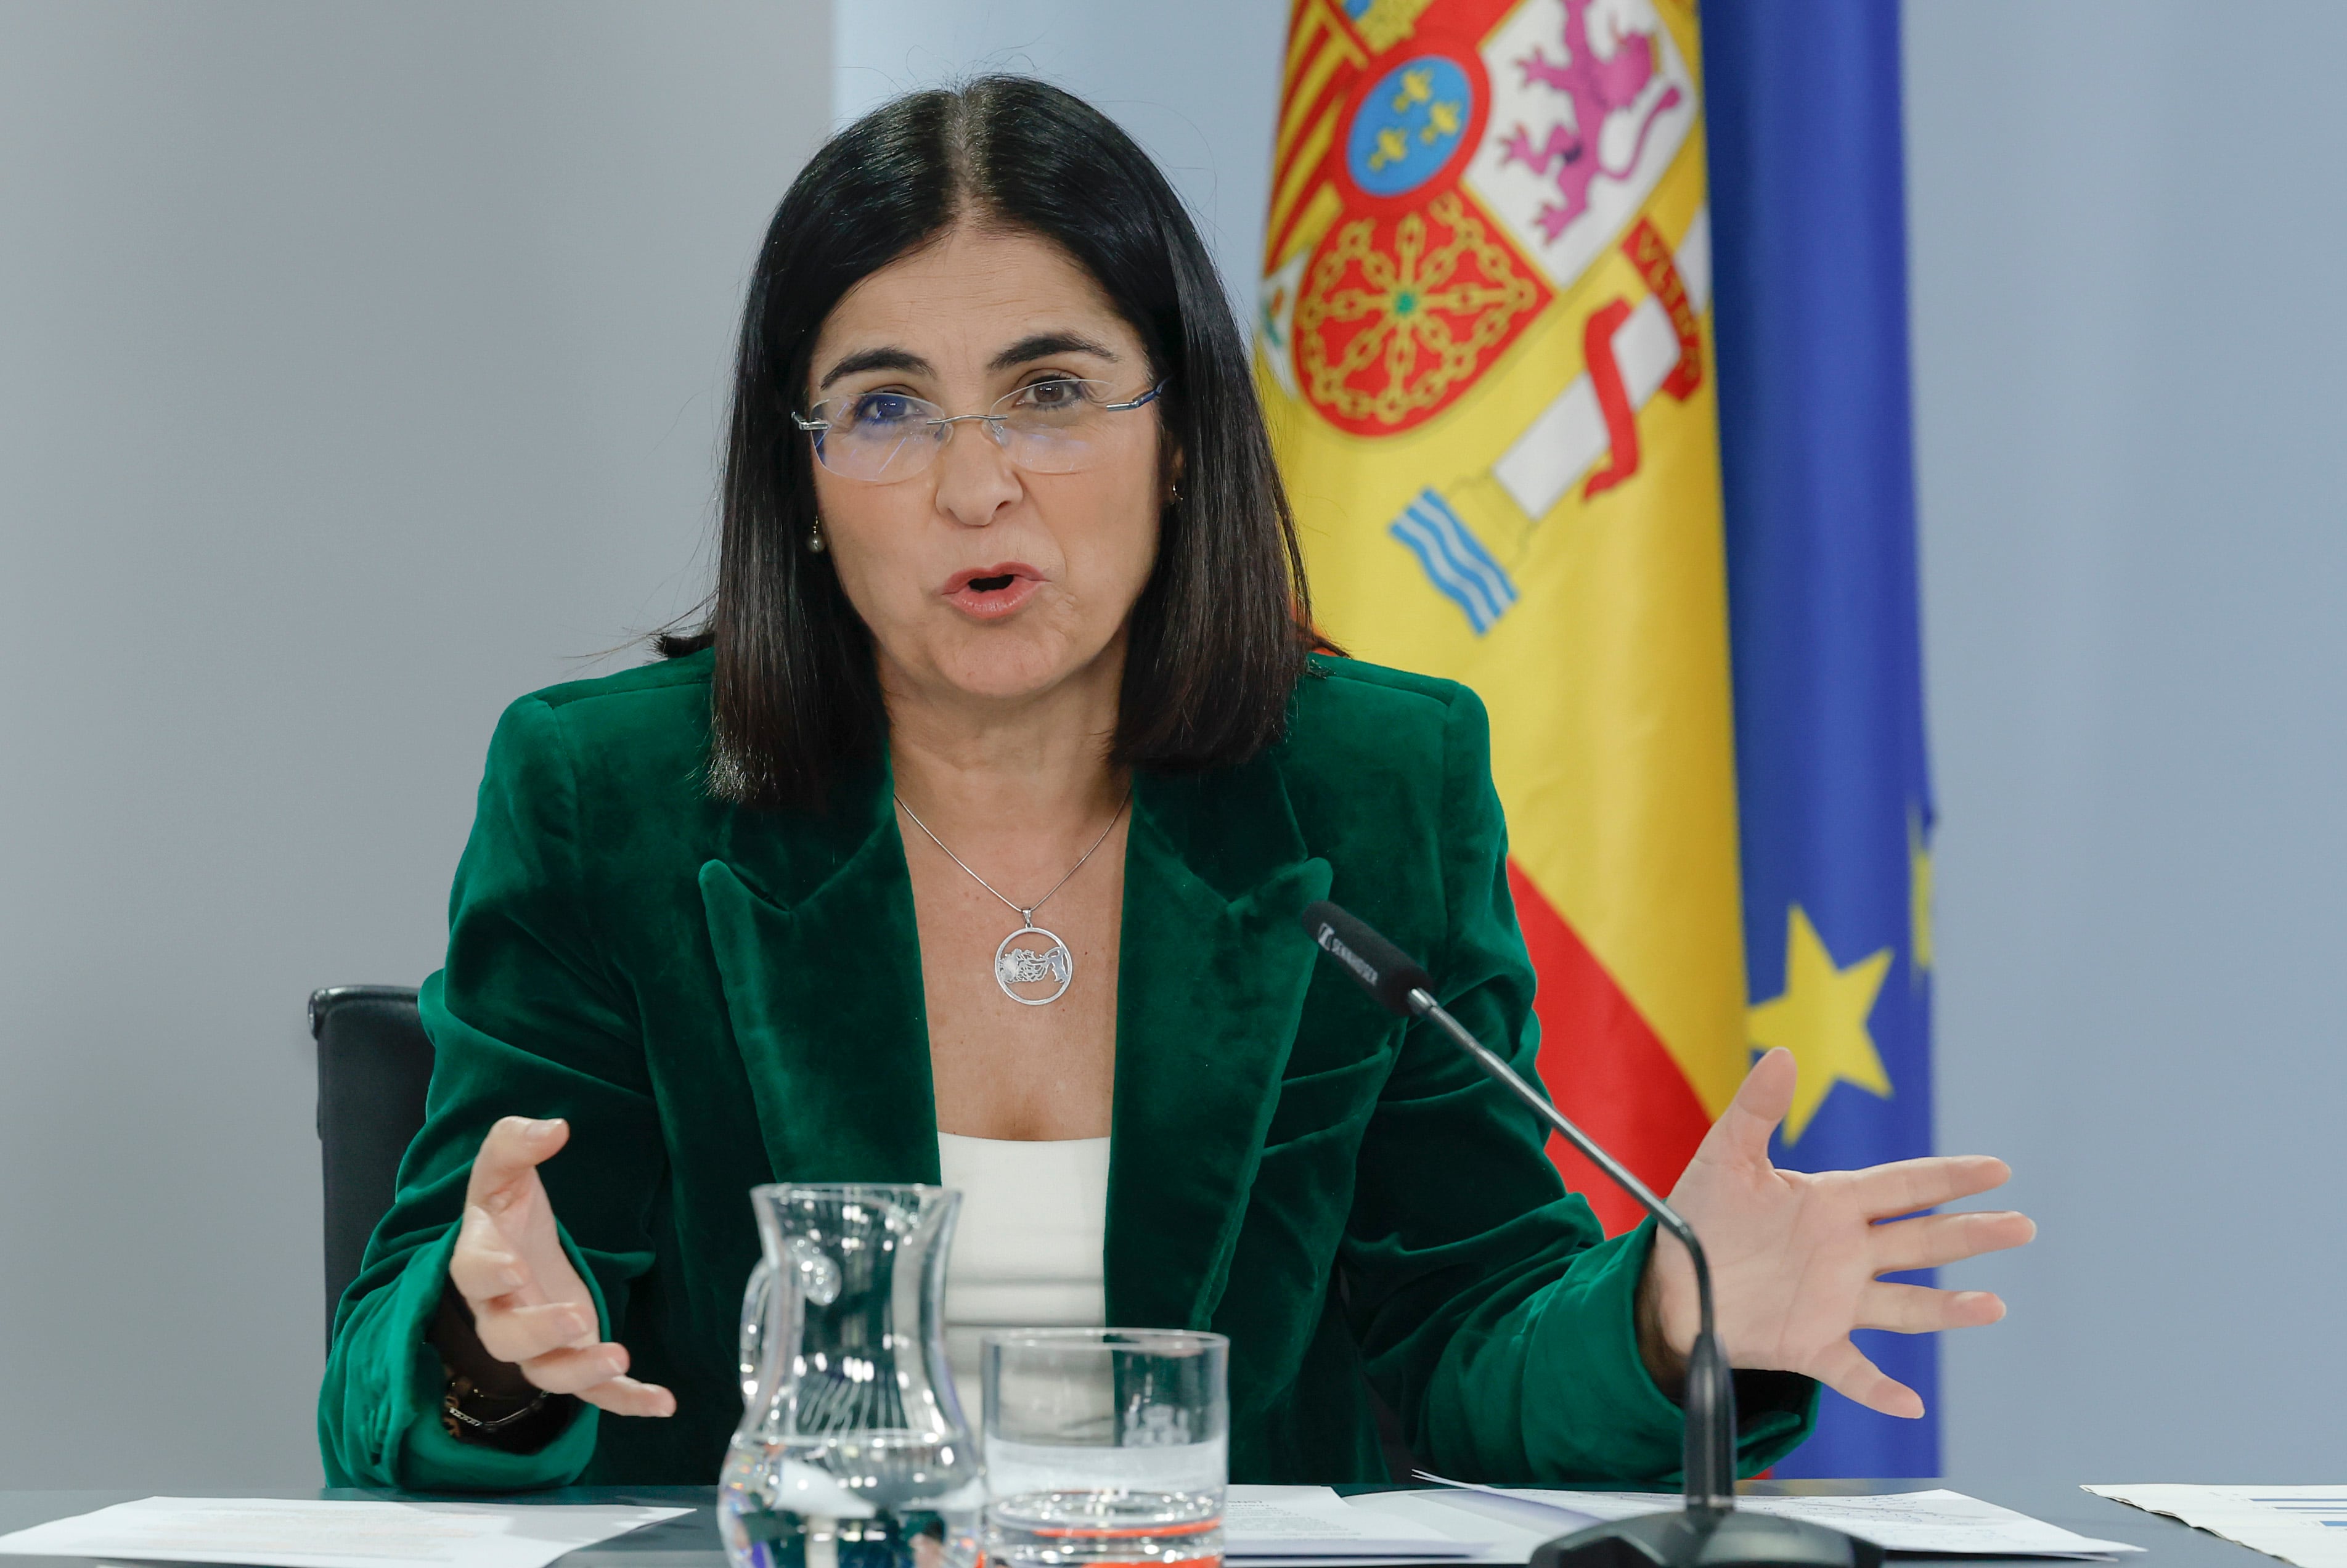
[{"xmin": 980, "ymin": 1329, "xmax": 1229, "ymax": 1568}]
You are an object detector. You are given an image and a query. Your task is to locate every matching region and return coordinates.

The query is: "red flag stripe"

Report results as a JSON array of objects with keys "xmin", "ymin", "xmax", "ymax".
[{"xmin": 1509, "ymin": 862, "xmax": 1715, "ymax": 1236}]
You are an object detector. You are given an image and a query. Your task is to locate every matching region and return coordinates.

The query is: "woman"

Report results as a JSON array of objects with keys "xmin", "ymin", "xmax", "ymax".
[{"xmin": 319, "ymin": 77, "xmax": 2031, "ymax": 1491}]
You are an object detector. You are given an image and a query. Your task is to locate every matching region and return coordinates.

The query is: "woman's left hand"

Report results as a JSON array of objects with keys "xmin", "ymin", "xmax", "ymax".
[{"xmin": 1639, "ymin": 1047, "xmax": 2036, "ymax": 1418}]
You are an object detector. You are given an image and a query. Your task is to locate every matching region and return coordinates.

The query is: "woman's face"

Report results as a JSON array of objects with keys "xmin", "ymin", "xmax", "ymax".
[{"xmin": 804, "ymin": 223, "xmax": 1169, "ymax": 710}]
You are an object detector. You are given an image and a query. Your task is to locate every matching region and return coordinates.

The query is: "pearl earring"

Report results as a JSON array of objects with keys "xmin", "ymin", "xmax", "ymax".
[{"xmin": 807, "ymin": 520, "xmax": 827, "ymax": 554}]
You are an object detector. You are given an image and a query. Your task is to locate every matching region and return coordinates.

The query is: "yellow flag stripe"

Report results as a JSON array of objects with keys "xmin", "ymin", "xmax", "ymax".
[
  {"xmin": 1280, "ymin": 0, "xmax": 1327, "ymax": 86},
  {"xmin": 1272, "ymin": 182, "xmax": 1345, "ymax": 272},
  {"xmin": 1277, "ymin": 22, "xmax": 1361, "ymax": 172},
  {"xmin": 1268, "ymin": 106, "xmax": 1344, "ymax": 257}
]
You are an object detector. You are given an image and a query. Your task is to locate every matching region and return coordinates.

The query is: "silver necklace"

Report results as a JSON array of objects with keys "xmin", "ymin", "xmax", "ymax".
[{"xmin": 894, "ymin": 787, "xmax": 1131, "ymax": 1007}]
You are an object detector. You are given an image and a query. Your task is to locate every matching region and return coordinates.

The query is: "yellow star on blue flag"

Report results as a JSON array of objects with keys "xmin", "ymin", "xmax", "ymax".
[{"xmin": 1746, "ymin": 906, "xmax": 1893, "ymax": 1143}]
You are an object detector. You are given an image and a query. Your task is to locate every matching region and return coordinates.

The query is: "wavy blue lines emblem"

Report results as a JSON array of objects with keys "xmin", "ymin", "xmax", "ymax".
[{"xmin": 1387, "ymin": 488, "xmax": 1517, "ymax": 634}]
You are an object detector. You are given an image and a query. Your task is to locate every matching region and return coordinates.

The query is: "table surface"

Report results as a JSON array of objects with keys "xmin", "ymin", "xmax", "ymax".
[{"xmin": 0, "ymin": 1479, "xmax": 2262, "ymax": 1568}]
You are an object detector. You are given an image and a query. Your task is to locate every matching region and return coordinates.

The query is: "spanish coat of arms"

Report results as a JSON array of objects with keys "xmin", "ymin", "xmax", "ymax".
[{"xmin": 1260, "ymin": 0, "xmax": 1698, "ymax": 438}]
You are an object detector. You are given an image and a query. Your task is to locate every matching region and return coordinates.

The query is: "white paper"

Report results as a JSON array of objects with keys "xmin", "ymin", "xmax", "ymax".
[
  {"xmin": 1337, "ymin": 1490, "xmax": 1563, "ymax": 1563},
  {"xmin": 1227, "ymin": 1487, "xmax": 1485, "ymax": 1559},
  {"xmin": 2086, "ymin": 1485, "xmax": 2347, "ymax": 1568},
  {"xmin": 0, "ymin": 1496, "xmax": 690, "ymax": 1568},
  {"xmin": 1721, "ymin": 1492, "xmax": 2139, "ymax": 1558},
  {"xmin": 1413, "ymin": 1476, "xmax": 2142, "ymax": 1559}
]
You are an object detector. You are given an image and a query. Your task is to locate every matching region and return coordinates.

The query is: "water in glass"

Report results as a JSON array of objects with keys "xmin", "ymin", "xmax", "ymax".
[{"xmin": 981, "ymin": 1330, "xmax": 1230, "ymax": 1568}]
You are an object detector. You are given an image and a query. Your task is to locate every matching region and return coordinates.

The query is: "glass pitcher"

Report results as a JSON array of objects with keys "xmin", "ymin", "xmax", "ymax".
[{"xmin": 719, "ymin": 1183, "xmax": 983, "ymax": 1568}]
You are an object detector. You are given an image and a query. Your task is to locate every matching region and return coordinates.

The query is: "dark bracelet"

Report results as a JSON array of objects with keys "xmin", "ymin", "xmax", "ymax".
[{"xmin": 440, "ymin": 1371, "xmax": 550, "ymax": 1439}]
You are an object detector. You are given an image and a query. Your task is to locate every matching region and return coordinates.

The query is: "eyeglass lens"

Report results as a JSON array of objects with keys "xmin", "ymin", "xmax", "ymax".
[{"xmin": 807, "ymin": 380, "xmax": 1148, "ymax": 483}]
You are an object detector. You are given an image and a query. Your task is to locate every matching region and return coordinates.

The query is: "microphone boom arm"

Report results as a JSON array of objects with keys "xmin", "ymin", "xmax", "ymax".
[
  {"xmin": 1300, "ymin": 899, "xmax": 1874, "ymax": 1568},
  {"xmin": 1400, "ymin": 986, "xmax": 1737, "ymax": 1515}
]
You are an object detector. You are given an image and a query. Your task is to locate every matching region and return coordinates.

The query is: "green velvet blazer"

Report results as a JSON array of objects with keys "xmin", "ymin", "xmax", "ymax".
[{"xmin": 317, "ymin": 648, "xmax": 1813, "ymax": 1492}]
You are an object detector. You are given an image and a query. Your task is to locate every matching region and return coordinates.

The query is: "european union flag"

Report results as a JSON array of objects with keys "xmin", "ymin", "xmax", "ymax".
[{"xmin": 1705, "ymin": 2, "xmax": 1938, "ymax": 1477}]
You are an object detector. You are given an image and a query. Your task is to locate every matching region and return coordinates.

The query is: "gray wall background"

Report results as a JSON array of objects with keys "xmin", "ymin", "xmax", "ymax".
[
  {"xmin": 833, "ymin": 0, "xmax": 1288, "ymax": 327},
  {"xmin": 0, "ymin": 2, "xmax": 828, "ymax": 1484},
  {"xmin": 1908, "ymin": 0, "xmax": 2347, "ymax": 1481},
  {"xmin": 3, "ymin": 0, "xmax": 2340, "ymax": 1490}
]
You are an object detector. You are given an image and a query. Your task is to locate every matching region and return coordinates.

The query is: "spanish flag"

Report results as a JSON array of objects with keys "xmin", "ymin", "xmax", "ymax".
[{"xmin": 1258, "ymin": 0, "xmax": 1739, "ymax": 1234}]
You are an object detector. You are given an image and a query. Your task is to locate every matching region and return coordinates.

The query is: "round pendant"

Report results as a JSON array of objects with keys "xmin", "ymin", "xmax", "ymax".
[{"xmin": 994, "ymin": 925, "xmax": 1074, "ymax": 1006}]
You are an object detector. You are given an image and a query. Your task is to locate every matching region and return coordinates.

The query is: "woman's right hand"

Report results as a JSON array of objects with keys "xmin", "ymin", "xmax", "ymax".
[{"xmin": 444, "ymin": 1116, "xmax": 677, "ymax": 1417}]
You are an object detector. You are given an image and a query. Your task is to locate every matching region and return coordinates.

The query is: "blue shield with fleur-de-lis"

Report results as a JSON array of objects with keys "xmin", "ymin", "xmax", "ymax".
[{"xmin": 1345, "ymin": 55, "xmax": 1475, "ymax": 198}]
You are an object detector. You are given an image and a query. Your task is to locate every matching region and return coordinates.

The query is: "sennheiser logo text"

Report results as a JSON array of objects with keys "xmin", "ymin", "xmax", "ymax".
[{"xmin": 1315, "ymin": 923, "xmax": 1381, "ymax": 990}]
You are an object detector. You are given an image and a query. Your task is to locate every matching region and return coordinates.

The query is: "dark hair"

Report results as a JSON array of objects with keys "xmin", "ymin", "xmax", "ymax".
[{"xmin": 663, "ymin": 75, "xmax": 1316, "ymax": 811}]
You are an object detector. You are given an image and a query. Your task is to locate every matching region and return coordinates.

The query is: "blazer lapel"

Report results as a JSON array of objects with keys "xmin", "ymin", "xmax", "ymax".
[
  {"xmin": 697, "ymin": 743, "xmax": 1333, "ymax": 1317},
  {"xmin": 699, "ymin": 757, "xmax": 942, "ymax": 1184},
  {"xmin": 1106, "ymin": 759, "xmax": 1333, "ymax": 1330}
]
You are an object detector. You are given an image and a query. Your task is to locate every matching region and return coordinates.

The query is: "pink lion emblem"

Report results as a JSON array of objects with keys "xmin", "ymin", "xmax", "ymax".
[{"xmin": 1498, "ymin": 0, "xmax": 1683, "ymax": 243}]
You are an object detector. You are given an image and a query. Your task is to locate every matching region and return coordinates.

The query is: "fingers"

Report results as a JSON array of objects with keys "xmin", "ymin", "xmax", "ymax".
[
  {"xmin": 579, "ymin": 1375, "xmax": 678, "ymax": 1419},
  {"xmin": 441, "ymin": 1117, "xmax": 672, "ymax": 1423},
  {"xmin": 449, "ymin": 1204, "xmax": 532, "ymax": 1304},
  {"xmin": 449, "ymin": 1283, "xmax": 677, "ymax": 1419},
  {"xmin": 517, "ymin": 1340, "xmax": 637, "ymax": 1395},
  {"xmin": 516, "ymin": 1343, "xmax": 675, "ymax": 1416},
  {"xmin": 1857, "ymin": 1280, "xmax": 2007, "ymax": 1334},
  {"xmin": 475, "ymin": 1299, "xmax": 598, "ymax": 1366},
  {"xmin": 464, "ymin": 1116, "xmax": 569, "ymax": 1211},
  {"xmin": 1849, "ymin": 1153, "xmax": 2012, "ymax": 1220},
  {"xmin": 1712, "ymin": 1048, "xmax": 1797, "ymax": 1165},
  {"xmin": 1871, "ymin": 1208, "xmax": 2037, "ymax": 1273},
  {"xmin": 1809, "ymin": 1338, "xmax": 1926, "ymax": 1419}
]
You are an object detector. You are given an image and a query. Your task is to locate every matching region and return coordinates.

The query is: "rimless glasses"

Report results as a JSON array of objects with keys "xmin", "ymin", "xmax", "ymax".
[{"xmin": 794, "ymin": 377, "xmax": 1168, "ymax": 484}]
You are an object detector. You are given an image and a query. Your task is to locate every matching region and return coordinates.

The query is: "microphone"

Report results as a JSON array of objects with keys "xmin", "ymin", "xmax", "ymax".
[{"xmin": 1300, "ymin": 900, "xmax": 1875, "ymax": 1568}]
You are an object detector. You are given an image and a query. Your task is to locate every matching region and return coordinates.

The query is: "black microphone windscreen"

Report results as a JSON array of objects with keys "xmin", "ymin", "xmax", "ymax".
[{"xmin": 1299, "ymin": 900, "xmax": 1434, "ymax": 1018}]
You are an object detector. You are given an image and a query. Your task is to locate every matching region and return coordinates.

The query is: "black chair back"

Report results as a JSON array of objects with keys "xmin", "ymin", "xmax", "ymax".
[{"xmin": 312, "ymin": 984, "xmax": 433, "ymax": 1345}]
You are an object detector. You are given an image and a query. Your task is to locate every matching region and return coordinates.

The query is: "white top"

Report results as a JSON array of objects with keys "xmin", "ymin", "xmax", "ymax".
[{"xmin": 936, "ymin": 1132, "xmax": 1111, "ymax": 1407}]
